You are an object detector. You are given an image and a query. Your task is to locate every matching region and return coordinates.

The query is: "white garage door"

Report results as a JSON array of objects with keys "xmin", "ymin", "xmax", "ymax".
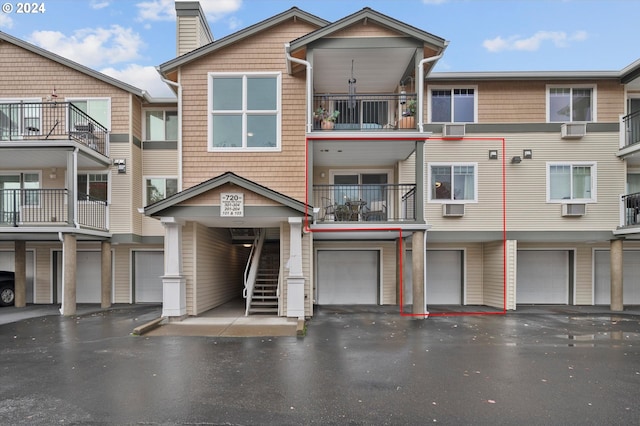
[
  {"xmin": 134, "ymin": 251, "xmax": 163, "ymax": 303},
  {"xmin": 403, "ymin": 250, "xmax": 463, "ymax": 305},
  {"xmin": 594, "ymin": 250, "xmax": 640, "ymax": 305},
  {"xmin": 0, "ymin": 251, "xmax": 35, "ymax": 303},
  {"xmin": 56, "ymin": 251, "xmax": 102, "ymax": 303},
  {"xmin": 517, "ymin": 250, "xmax": 569, "ymax": 304},
  {"xmin": 317, "ymin": 250, "xmax": 378, "ymax": 304}
]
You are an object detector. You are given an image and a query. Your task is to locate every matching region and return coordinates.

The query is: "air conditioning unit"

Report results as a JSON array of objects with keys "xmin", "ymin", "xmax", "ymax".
[
  {"xmin": 561, "ymin": 203, "xmax": 586, "ymax": 216},
  {"xmin": 443, "ymin": 123, "xmax": 465, "ymax": 139},
  {"xmin": 561, "ymin": 122, "xmax": 586, "ymax": 139},
  {"xmin": 442, "ymin": 203, "xmax": 465, "ymax": 217}
]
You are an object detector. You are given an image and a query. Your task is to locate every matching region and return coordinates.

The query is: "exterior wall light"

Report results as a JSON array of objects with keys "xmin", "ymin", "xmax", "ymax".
[
  {"xmin": 488, "ymin": 150, "xmax": 498, "ymax": 160},
  {"xmin": 113, "ymin": 159, "xmax": 126, "ymax": 174},
  {"xmin": 523, "ymin": 149, "xmax": 533, "ymax": 159},
  {"xmin": 511, "ymin": 156, "xmax": 522, "ymax": 164}
]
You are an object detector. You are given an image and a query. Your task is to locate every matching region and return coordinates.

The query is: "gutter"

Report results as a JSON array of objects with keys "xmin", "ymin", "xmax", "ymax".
[
  {"xmin": 417, "ymin": 52, "xmax": 444, "ymax": 133},
  {"xmin": 284, "ymin": 43, "xmax": 313, "ymax": 133}
]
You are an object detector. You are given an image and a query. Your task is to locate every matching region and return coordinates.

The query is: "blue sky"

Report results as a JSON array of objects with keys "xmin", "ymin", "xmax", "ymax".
[{"xmin": 1, "ymin": 0, "xmax": 638, "ymax": 98}]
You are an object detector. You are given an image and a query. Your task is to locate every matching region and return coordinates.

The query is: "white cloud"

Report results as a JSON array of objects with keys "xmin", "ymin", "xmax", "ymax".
[
  {"xmin": 28, "ymin": 26, "xmax": 145, "ymax": 68},
  {"xmin": 483, "ymin": 30, "xmax": 588, "ymax": 53},
  {"xmin": 101, "ymin": 64, "xmax": 176, "ymax": 98},
  {"xmin": 136, "ymin": 0, "xmax": 242, "ymax": 22},
  {"xmin": 0, "ymin": 13, "xmax": 13, "ymax": 29},
  {"xmin": 90, "ymin": 0, "xmax": 110, "ymax": 9}
]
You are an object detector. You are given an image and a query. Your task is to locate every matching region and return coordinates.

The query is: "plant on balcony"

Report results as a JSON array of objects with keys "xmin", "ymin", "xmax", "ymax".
[
  {"xmin": 399, "ymin": 99, "xmax": 416, "ymax": 129},
  {"xmin": 402, "ymin": 99, "xmax": 416, "ymax": 117},
  {"xmin": 314, "ymin": 106, "xmax": 340, "ymax": 130}
]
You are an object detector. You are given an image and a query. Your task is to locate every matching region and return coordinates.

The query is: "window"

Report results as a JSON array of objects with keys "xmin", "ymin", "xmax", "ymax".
[
  {"xmin": 145, "ymin": 110, "xmax": 177, "ymax": 141},
  {"xmin": 547, "ymin": 162, "xmax": 596, "ymax": 202},
  {"xmin": 547, "ymin": 86, "xmax": 594, "ymax": 122},
  {"xmin": 208, "ymin": 73, "xmax": 280, "ymax": 150},
  {"xmin": 145, "ymin": 177, "xmax": 178, "ymax": 205},
  {"xmin": 68, "ymin": 98, "xmax": 110, "ymax": 129},
  {"xmin": 77, "ymin": 174, "xmax": 108, "ymax": 201},
  {"xmin": 0, "ymin": 173, "xmax": 40, "ymax": 209},
  {"xmin": 429, "ymin": 164, "xmax": 477, "ymax": 202},
  {"xmin": 430, "ymin": 88, "xmax": 476, "ymax": 123},
  {"xmin": 0, "ymin": 98, "xmax": 41, "ymax": 139}
]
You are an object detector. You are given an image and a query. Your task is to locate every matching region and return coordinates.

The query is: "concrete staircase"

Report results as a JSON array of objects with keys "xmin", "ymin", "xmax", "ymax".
[{"xmin": 248, "ymin": 244, "xmax": 279, "ymax": 315}]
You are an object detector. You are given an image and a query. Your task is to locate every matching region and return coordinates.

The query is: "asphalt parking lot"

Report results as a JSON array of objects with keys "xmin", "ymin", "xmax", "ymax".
[{"xmin": 0, "ymin": 304, "xmax": 639, "ymax": 425}]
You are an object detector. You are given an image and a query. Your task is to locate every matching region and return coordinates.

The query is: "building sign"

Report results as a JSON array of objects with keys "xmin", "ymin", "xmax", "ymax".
[{"xmin": 220, "ymin": 193, "xmax": 244, "ymax": 217}]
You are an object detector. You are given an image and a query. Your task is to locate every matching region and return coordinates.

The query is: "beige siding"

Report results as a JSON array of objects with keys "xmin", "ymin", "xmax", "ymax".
[
  {"xmin": 183, "ymin": 222, "xmax": 195, "ymax": 315},
  {"xmin": 34, "ymin": 244, "xmax": 53, "ymax": 303},
  {"xmin": 112, "ymin": 245, "xmax": 131, "ymax": 303},
  {"xmin": 482, "ymin": 240, "xmax": 507, "ymax": 309},
  {"xmin": 142, "ymin": 149, "xmax": 180, "ymax": 236},
  {"xmin": 180, "ymin": 184, "xmax": 280, "ymax": 206},
  {"xmin": 329, "ymin": 21, "xmax": 405, "ymax": 38},
  {"xmin": 109, "ymin": 142, "xmax": 134, "ymax": 234}
]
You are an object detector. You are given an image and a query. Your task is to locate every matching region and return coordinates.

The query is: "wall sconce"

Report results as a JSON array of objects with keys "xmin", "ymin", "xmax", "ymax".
[
  {"xmin": 113, "ymin": 159, "xmax": 126, "ymax": 174},
  {"xmin": 488, "ymin": 150, "xmax": 498, "ymax": 160},
  {"xmin": 511, "ymin": 156, "xmax": 522, "ymax": 164},
  {"xmin": 49, "ymin": 168, "xmax": 57, "ymax": 179},
  {"xmin": 523, "ymin": 149, "xmax": 533, "ymax": 159}
]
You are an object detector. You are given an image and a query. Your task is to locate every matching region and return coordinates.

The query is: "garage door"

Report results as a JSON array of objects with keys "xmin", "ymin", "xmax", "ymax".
[
  {"xmin": 517, "ymin": 250, "xmax": 569, "ymax": 304},
  {"xmin": 56, "ymin": 251, "xmax": 102, "ymax": 303},
  {"xmin": 134, "ymin": 251, "xmax": 163, "ymax": 303},
  {"xmin": 0, "ymin": 251, "xmax": 35, "ymax": 303},
  {"xmin": 317, "ymin": 250, "xmax": 378, "ymax": 304},
  {"xmin": 594, "ymin": 250, "xmax": 640, "ymax": 305},
  {"xmin": 403, "ymin": 250, "xmax": 463, "ymax": 305}
]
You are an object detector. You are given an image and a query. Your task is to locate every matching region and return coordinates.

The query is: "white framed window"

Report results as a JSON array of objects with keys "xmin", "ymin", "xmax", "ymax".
[
  {"xmin": 547, "ymin": 85, "xmax": 595, "ymax": 122},
  {"xmin": 77, "ymin": 173, "xmax": 108, "ymax": 201},
  {"xmin": 67, "ymin": 97, "xmax": 111, "ymax": 130},
  {"xmin": 428, "ymin": 86, "xmax": 477, "ymax": 123},
  {"xmin": 144, "ymin": 110, "xmax": 177, "ymax": 141},
  {"xmin": 145, "ymin": 177, "xmax": 178, "ymax": 205},
  {"xmin": 0, "ymin": 98, "xmax": 42, "ymax": 139},
  {"xmin": 208, "ymin": 72, "xmax": 281, "ymax": 151},
  {"xmin": 546, "ymin": 162, "xmax": 597, "ymax": 202},
  {"xmin": 428, "ymin": 163, "xmax": 478, "ymax": 202},
  {"xmin": 0, "ymin": 172, "xmax": 41, "ymax": 208}
]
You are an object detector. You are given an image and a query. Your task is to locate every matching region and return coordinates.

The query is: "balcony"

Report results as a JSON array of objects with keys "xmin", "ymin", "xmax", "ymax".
[
  {"xmin": 621, "ymin": 192, "xmax": 640, "ymax": 228},
  {"xmin": 0, "ymin": 189, "xmax": 108, "ymax": 231},
  {"xmin": 313, "ymin": 93, "xmax": 418, "ymax": 132},
  {"xmin": 313, "ymin": 184, "xmax": 416, "ymax": 222},
  {"xmin": 0, "ymin": 102, "xmax": 108, "ymax": 156}
]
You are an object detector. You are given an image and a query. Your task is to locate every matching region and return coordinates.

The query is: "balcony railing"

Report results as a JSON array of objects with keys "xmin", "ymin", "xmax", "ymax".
[
  {"xmin": 622, "ymin": 192, "xmax": 640, "ymax": 227},
  {"xmin": 0, "ymin": 102, "xmax": 108, "ymax": 155},
  {"xmin": 313, "ymin": 93, "xmax": 418, "ymax": 131},
  {"xmin": 0, "ymin": 189, "xmax": 108, "ymax": 231},
  {"xmin": 622, "ymin": 111, "xmax": 640, "ymax": 149},
  {"xmin": 313, "ymin": 184, "xmax": 416, "ymax": 222}
]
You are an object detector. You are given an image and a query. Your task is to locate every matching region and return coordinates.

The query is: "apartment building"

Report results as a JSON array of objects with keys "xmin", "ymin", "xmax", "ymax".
[{"xmin": 2, "ymin": 2, "xmax": 639, "ymax": 318}]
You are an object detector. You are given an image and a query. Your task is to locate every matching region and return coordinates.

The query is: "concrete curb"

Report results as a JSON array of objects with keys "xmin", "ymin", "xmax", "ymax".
[{"xmin": 132, "ymin": 317, "xmax": 164, "ymax": 336}]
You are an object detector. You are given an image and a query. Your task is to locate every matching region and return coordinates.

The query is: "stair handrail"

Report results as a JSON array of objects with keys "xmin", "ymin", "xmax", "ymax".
[{"xmin": 243, "ymin": 229, "xmax": 266, "ymax": 316}]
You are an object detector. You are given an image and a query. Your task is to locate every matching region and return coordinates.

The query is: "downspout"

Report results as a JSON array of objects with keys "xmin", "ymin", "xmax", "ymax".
[
  {"xmin": 423, "ymin": 230, "xmax": 429, "ymax": 317},
  {"xmin": 417, "ymin": 52, "xmax": 445, "ymax": 133},
  {"xmin": 158, "ymin": 70, "xmax": 183, "ymax": 191},
  {"xmin": 72, "ymin": 147, "xmax": 79, "ymax": 228},
  {"xmin": 284, "ymin": 43, "xmax": 313, "ymax": 133}
]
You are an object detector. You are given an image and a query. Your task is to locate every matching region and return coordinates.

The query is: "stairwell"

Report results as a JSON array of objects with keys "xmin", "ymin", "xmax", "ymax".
[{"xmin": 248, "ymin": 244, "xmax": 280, "ymax": 315}]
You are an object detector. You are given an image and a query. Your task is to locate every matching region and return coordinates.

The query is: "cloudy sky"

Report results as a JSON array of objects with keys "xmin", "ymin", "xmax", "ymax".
[{"xmin": 1, "ymin": 0, "xmax": 638, "ymax": 98}]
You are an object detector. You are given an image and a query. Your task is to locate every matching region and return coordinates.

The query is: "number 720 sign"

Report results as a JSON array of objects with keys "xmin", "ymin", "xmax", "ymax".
[{"xmin": 220, "ymin": 193, "xmax": 244, "ymax": 217}]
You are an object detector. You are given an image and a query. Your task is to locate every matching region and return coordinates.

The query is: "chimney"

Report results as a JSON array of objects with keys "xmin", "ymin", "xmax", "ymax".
[{"xmin": 175, "ymin": 1, "xmax": 214, "ymax": 56}]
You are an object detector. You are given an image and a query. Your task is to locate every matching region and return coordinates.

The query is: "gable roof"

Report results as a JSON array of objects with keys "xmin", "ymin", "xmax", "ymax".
[
  {"xmin": 144, "ymin": 171, "xmax": 311, "ymax": 217},
  {"xmin": 0, "ymin": 31, "xmax": 146, "ymax": 97},
  {"xmin": 158, "ymin": 7, "xmax": 329, "ymax": 74}
]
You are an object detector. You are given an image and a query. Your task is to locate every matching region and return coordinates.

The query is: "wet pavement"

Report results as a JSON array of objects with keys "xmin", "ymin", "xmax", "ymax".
[{"xmin": 0, "ymin": 304, "xmax": 639, "ymax": 425}]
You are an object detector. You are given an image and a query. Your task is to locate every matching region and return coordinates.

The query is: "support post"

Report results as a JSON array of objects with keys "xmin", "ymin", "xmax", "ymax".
[
  {"xmin": 60, "ymin": 233, "xmax": 77, "ymax": 316},
  {"xmin": 287, "ymin": 217, "xmax": 305, "ymax": 319},
  {"xmin": 14, "ymin": 240, "xmax": 26, "ymax": 307},
  {"xmin": 412, "ymin": 231, "xmax": 426, "ymax": 318},
  {"xmin": 161, "ymin": 217, "xmax": 186, "ymax": 318},
  {"xmin": 610, "ymin": 239, "xmax": 624, "ymax": 312},
  {"xmin": 101, "ymin": 241, "xmax": 112, "ymax": 309}
]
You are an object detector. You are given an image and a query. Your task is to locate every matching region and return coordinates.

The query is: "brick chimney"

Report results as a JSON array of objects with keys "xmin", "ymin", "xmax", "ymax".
[{"xmin": 175, "ymin": 1, "xmax": 214, "ymax": 56}]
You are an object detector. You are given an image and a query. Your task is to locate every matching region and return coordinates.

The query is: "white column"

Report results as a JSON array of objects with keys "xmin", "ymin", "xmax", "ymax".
[
  {"xmin": 161, "ymin": 217, "xmax": 186, "ymax": 318},
  {"xmin": 287, "ymin": 217, "xmax": 305, "ymax": 319}
]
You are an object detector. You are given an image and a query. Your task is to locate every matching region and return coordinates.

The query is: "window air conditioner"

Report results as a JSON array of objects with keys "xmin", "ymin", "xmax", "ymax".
[
  {"xmin": 561, "ymin": 122, "xmax": 586, "ymax": 139},
  {"xmin": 443, "ymin": 123, "xmax": 465, "ymax": 139},
  {"xmin": 561, "ymin": 203, "xmax": 586, "ymax": 216},
  {"xmin": 442, "ymin": 203, "xmax": 465, "ymax": 217}
]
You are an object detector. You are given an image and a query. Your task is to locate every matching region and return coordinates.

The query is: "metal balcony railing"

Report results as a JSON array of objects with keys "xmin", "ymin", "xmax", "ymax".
[
  {"xmin": 622, "ymin": 192, "xmax": 640, "ymax": 227},
  {"xmin": 0, "ymin": 102, "xmax": 108, "ymax": 155},
  {"xmin": 313, "ymin": 93, "xmax": 418, "ymax": 131},
  {"xmin": 313, "ymin": 184, "xmax": 417, "ymax": 222},
  {"xmin": 0, "ymin": 189, "xmax": 108, "ymax": 231},
  {"xmin": 623, "ymin": 111, "xmax": 640, "ymax": 148}
]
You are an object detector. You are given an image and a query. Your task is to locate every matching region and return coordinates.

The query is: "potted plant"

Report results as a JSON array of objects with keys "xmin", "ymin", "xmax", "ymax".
[
  {"xmin": 314, "ymin": 106, "xmax": 340, "ymax": 130},
  {"xmin": 399, "ymin": 99, "xmax": 416, "ymax": 129}
]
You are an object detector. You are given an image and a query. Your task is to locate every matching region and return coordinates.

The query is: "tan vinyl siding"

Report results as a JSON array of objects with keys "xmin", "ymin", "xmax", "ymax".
[
  {"xmin": 179, "ymin": 19, "xmax": 319, "ymax": 200},
  {"xmin": 34, "ymin": 244, "xmax": 53, "ymax": 303},
  {"xmin": 112, "ymin": 245, "xmax": 131, "ymax": 303},
  {"xmin": 142, "ymin": 150, "xmax": 179, "ymax": 236},
  {"xmin": 131, "ymin": 143, "xmax": 143, "ymax": 235},
  {"xmin": 328, "ymin": 21, "xmax": 405, "ymax": 38},
  {"xmin": 109, "ymin": 142, "xmax": 134, "ymax": 234},
  {"xmin": 482, "ymin": 240, "xmax": 508, "ymax": 309},
  {"xmin": 183, "ymin": 222, "xmax": 195, "ymax": 315},
  {"xmin": 180, "ymin": 184, "xmax": 281, "ymax": 207}
]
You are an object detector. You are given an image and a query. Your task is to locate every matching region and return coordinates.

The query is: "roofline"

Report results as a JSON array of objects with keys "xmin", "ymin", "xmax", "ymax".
[
  {"xmin": 144, "ymin": 172, "xmax": 311, "ymax": 217},
  {"xmin": 621, "ymin": 58, "xmax": 640, "ymax": 84},
  {"xmin": 158, "ymin": 7, "xmax": 329, "ymax": 74},
  {"xmin": 289, "ymin": 7, "xmax": 448, "ymax": 53},
  {"xmin": 0, "ymin": 31, "xmax": 145, "ymax": 97},
  {"xmin": 428, "ymin": 70, "xmax": 622, "ymax": 81}
]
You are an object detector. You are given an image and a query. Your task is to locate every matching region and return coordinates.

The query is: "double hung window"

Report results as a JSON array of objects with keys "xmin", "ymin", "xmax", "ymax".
[
  {"xmin": 429, "ymin": 164, "xmax": 477, "ymax": 202},
  {"xmin": 209, "ymin": 73, "xmax": 280, "ymax": 150},
  {"xmin": 547, "ymin": 162, "xmax": 596, "ymax": 202},
  {"xmin": 430, "ymin": 88, "xmax": 476, "ymax": 123},
  {"xmin": 547, "ymin": 86, "xmax": 594, "ymax": 122}
]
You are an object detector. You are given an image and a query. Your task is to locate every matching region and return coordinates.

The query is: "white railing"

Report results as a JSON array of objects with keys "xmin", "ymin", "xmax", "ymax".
[{"xmin": 243, "ymin": 229, "xmax": 265, "ymax": 316}]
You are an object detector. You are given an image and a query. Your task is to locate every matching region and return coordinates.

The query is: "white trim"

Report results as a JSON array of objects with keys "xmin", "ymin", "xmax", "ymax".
[
  {"xmin": 207, "ymin": 71, "xmax": 282, "ymax": 152},
  {"xmin": 546, "ymin": 161, "xmax": 597, "ymax": 203},
  {"xmin": 545, "ymin": 84, "xmax": 597, "ymax": 123},
  {"xmin": 427, "ymin": 85, "xmax": 478, "ymax": 124},
  {"xmin": 427, "ymin": 162, "xmax": 479, "ymax": 203}
]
